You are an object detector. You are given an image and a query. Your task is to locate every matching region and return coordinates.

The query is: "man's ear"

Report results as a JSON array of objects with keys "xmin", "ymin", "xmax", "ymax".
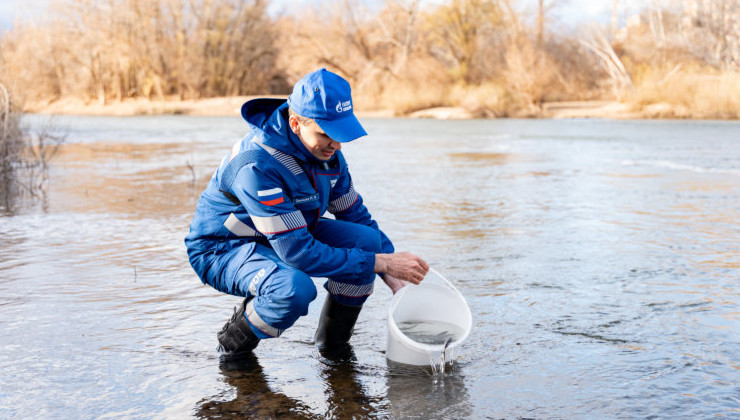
[{"xmin": 288, "ymin": 115, "xmax": 301, "ymax": 135}]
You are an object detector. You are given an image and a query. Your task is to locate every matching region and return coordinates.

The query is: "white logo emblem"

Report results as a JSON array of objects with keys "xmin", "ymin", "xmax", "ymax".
[
  {"xmin": 248, "ymin": 268, "xmax": 266, "ymax": 295},
  {"xmin": 335, "ymin": 100, "xmax": 352, "ymax": 113}
]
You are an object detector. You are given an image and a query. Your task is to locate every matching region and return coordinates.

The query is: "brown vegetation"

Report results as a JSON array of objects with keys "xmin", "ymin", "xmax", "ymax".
[
  {"xmin": 0, "ymin": 83, "xmax": 23, "ymax": 203},
  {"xmin": 1, "ymin": 81, "xmax": 65, "ymax": 211},
  {"xmin": 0, "ymin": 0, "xmax": 738, "ymax": 119},
  {"xmin": 1, "ymin": 0, "xmax": 284, "ymax": 105}
]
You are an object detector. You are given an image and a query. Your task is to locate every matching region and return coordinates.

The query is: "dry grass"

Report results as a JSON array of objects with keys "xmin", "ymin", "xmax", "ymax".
[
  {"xmin": 447, "ymin": 83, "xmax": 518, "ymax": 118},
  {"xmin": 364, "ymin": 81, "xmax": 546, "ymax": 119},
  {"xmin": 627, "ymin": 66, "xmax": 740, "ymax": 119},
  {"xmin": 355, "ymin": 74, "xmax": 451, "ymax": 116}
]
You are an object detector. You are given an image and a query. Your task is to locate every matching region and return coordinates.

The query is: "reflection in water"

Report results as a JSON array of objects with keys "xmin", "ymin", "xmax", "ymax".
[
  {"xmin": 197, "ymin": 354, "xmax": 317, "ymax": 419},
  {"xmin": 49, "ymin": 141, "xmax": 206, "ymax": 216},
  {"xmin": 317, "ymin": 346, "xmax": 378, "ymax": 419},
  {"xmin": 447, "ymin": 152, "xmax": 510, "ymax": 165},
  {"xmin": 197, "ymin": 346, "xmax": 381, "ymax": 419},
  {"xmin": 386, "ymin": 361, "xmax": 470, "ymax": 419}
]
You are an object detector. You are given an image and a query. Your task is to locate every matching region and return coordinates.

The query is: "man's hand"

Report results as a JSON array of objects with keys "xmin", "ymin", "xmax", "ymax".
[{"xmin": 374, "ymin": 252, "xmax": 429, "ymax": 285}]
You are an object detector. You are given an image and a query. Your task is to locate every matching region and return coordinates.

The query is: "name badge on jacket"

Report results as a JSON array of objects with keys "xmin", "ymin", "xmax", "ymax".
[{"xmin": 293, "ymin": 194, "xmax": 319, "ymax": 205}]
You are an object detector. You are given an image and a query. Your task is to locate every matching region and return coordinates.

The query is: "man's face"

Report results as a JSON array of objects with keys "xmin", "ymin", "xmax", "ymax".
[{"xmin": 290, "ymin": 116, "xmax": 341, "ymax": 161}]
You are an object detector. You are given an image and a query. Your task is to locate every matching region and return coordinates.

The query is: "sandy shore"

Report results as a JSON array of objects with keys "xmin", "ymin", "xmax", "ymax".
[
  {"xmin": 26, "ymin": 96, "xmax": 655, "ymax": 120},
  {"xmin": 26, "ymin": 96, "xmax": 258, "ymax": 117}
]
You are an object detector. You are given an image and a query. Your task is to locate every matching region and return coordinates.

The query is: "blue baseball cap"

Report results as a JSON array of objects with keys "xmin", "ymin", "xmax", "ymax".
[{"xmin": 287, "ymin": 68, "xmax": 367, "ymax": 143}]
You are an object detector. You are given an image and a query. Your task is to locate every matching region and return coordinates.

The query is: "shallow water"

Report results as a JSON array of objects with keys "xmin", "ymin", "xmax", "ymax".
[{"xmin": 1, "ymin": 115, "xmax": 739, "ymax": 418}]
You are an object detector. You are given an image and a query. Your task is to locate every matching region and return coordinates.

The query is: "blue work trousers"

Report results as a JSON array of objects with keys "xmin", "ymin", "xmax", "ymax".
[{"xmin": 205, "ymin": 219, "xmax": 381, "ymax": 339}]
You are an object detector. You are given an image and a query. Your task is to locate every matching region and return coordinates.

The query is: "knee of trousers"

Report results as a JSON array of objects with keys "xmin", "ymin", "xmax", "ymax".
[{"xmin": 268, "ymin": 270, "xmax": 318, "ymax": 323}]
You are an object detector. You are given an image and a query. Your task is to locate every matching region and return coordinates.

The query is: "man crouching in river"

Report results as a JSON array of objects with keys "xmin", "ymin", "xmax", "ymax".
[{"xmin": 185, "ymin": 68, "xmax": 428, "ymax": 357}]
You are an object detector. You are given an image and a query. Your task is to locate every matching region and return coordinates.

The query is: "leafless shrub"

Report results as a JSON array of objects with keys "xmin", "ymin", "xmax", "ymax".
[
  {"xmin": 21, "ymin": 121, "xmax": 66, "ymax": 195},
  {"xmin": 0, "ymin": 83, "xmax": 66, "ymax": 211}
]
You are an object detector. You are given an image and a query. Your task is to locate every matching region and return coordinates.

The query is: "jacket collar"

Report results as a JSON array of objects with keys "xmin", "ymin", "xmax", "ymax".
[{"xmin": 241, "ymin": 98, "xmax": 334, "ymax": 165}]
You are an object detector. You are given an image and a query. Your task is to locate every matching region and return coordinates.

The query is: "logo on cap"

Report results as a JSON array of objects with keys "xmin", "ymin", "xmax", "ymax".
[{"xmin": 336, "ymin": 100, "xmax": 352, "ymax": 113}]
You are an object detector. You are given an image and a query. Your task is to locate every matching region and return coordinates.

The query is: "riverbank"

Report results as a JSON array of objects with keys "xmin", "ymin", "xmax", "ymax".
[
  {"xmin": 25, "ymin": 96, "xmax": 257, "ymax": 117},
  {"xmin": 23, "ymin": 96, "xmax": 733, "ymax": 120}
]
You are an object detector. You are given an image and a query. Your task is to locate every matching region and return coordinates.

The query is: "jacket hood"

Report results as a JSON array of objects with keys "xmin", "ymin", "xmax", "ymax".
[{"xmin": 240, "ymin": 98, "xmax": 329, "ymax": 164}]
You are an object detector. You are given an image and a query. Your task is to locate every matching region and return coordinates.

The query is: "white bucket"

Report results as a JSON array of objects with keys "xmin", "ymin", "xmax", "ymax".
[{"xmin": 386, "ymin": 269, "xmax": 472, "ymax": 366}]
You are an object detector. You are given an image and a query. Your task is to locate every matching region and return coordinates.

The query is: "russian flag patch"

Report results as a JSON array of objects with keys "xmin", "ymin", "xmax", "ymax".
[{"xmin": 258, "ymin": 187, "xmax": 284, "ymax": 206}]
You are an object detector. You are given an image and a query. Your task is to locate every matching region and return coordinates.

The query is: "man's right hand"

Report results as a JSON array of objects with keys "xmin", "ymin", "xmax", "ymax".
[{"xmin": 374, "ymin": 252, "xmax": 429, "ymax": 284}]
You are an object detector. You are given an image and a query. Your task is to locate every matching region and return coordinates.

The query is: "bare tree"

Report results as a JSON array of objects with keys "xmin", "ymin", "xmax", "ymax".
[
  {"xmin": 0, "ymin": 0, "xmax": 280, "ymax": 104},
  {"xmin": 279, "ymin": 0, "xmax": 429, "ymax": 103},
  {"xmin": 580, "ymin": 25, "xmax": 633, "ymax": 97},
  {"xmin": 0, "ymin": 0, "xmax": 735, "ymax": 117},
  {"xmin": 424, "ymin": 0, "xmax": 503, "ymax": 84}
]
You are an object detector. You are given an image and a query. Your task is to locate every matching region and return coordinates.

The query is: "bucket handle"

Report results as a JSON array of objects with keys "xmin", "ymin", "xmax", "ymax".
[{"xmin": 427, "ymin": 267, "xmax": 459, "ymax": 292}]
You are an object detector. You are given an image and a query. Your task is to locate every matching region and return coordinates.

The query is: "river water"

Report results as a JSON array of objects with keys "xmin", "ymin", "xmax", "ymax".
[{"xmin": 1, "ymin": 115, "xmax": 738, "ymax": 419}]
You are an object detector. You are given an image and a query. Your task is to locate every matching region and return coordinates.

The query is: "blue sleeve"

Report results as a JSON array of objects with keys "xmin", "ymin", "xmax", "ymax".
[
  {"xmin": 230, "ymin": 163, "xmax": 376, "ymax": 278},
  {"xmin": 328, "ymin": 165, "xmax": 395, "ymax": 254}
]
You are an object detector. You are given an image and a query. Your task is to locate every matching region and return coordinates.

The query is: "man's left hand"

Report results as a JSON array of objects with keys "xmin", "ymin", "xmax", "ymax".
[{"xmin": 382, "ymin": 274, "xmax": 411, "ymax": 294}]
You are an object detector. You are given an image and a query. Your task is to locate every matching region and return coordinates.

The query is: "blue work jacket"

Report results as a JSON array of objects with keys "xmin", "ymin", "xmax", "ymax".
[{"xmin": 185, "ymin": 99, "xmax": 394, "ymax": 284}]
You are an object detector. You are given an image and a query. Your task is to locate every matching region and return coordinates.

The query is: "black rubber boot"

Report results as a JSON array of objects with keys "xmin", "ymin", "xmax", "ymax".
[
  {"xmin": 217, "ymin": 297, "xmax": 260, "ymax": 356},
  {"xmin": 314, "ymin": 295, "xmax": 362, "ymax": 349}
]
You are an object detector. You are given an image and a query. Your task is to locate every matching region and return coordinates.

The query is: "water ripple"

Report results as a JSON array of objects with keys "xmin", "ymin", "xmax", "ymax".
[{"xmin": 2, "ymin": 117, "xmax": 739, "ymax": 419}]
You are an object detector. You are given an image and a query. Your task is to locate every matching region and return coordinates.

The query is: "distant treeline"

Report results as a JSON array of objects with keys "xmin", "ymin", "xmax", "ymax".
[{"xmin": 1, "ymin": 0, "xmax": 738, "ymax": 118}]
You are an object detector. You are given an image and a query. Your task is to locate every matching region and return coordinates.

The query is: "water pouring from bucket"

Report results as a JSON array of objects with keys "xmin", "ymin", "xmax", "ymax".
[{"xmin": 386, "ymin": 268, "xmax": 472, "ymax": 368}]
